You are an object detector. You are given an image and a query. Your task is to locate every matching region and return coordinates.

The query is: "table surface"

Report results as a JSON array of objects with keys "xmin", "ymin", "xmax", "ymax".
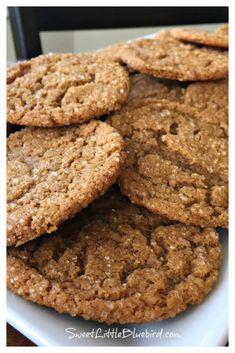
[{"xmin": 7, "ymin": 324, "xmax": 36, "ymax": 346}]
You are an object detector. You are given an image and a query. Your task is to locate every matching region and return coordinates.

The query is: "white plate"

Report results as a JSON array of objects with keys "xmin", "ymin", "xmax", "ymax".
[
  {"xmin": 7, "ymin": 25, "xmax": 228, "ymax": 346},
  {"xmin": 7, "ymin": 228, "xmax": 228, "ymax": 347}
]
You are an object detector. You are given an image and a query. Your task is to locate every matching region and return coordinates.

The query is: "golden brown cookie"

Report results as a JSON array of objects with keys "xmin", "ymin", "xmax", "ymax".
[
  {"xmin": 94, "ymin": 42, "xmax": 125, "ymax": 62},
  {"xmin": 108, "ymin": 100, "xmax": 228, "ymax": 228},
  {"xmin": 128, "ymin": 73, "xmax": 187, "ymax": 103},
  {"xmin": 118, "ymin": 38, "xmax": 228, "ymax": 81},
  {"xmin": 185, "ymin": 80, "xmax": 228, "ymax": 133},
  {"xmin": 128, "ymin": 76, "xmax": 228, "ymax": 132},
  {"xmin": 7, "ymin": 121, "xmax": 125, "ymax": 246},
  {"xmin": 7, "ymin": 187, "xmax": 222, "ymax": 324},
  {"xmin": 171, "ymin": 27, "xmax": 228, "ymax": 48},
  {"xmin": 215, "ymin": 24, "xmax": 228, "ymax": 36},
  {"xmin": 7, "ymin": 53, "xmax": 130, "ymax": 127}
]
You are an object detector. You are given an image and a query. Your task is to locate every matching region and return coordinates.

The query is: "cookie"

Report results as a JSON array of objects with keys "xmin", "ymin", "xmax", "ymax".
[
  {"xmin": 171, "ymin": 27, "xmax": 228, "ymax": 49},
  {"xmin": 108, "ymin": 101, "xmax": 228, "ymax": 228},
  {"xmin": 128, "ymin": 76, "xmax": 228, "ymax": 132},
  {"xmin": 94, "ymin": 42, "xmax": 125, "ymax": 62},
  {"xmin": 7, "ymin": 53, "xmax": 130, "ymax": 127},
  {"xmin": 155, "ymin": 29, "xmax": 178, "ymax": 42},
  {"xmin": 216, "ymin": 24, "xmax": 228, "ymax": 36},
  {"xmin": 119, "ymin": 38, "xmax": 228, "ymax": 81},
  {"xmin": 128, "ymin": 73, "xmax": 187, "ymax": 103},
  {"xmin": 7, "ymin": 188, "xmax": 222, "ymax": 324},
  {"xmin": 7, "ymin": 120, "xmax": 125, "ymax": 246},
  {"xmin": 185, "ymin": 80, "xmax": 228, "ymax": 133}
]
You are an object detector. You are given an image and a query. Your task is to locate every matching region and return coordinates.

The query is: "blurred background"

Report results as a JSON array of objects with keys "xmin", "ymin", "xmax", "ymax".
[{"xmin": 7, "ymin": 6, "xmax": 228, "ymax": 63}]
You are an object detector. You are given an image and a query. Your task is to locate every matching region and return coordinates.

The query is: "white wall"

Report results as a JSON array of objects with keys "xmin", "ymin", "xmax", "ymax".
[
  {"xmin": 7, "ymin": 16, "xmax": 163, "ymax": 61},
  {"xmin": 7, "ymin": 17, "xmax": 221, "ymax": 62}
]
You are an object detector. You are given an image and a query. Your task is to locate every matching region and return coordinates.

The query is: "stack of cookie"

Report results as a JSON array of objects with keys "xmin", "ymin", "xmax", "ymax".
[{"xmin": 7, "ymin": 24, "xmax": 228, "ymax": 325}]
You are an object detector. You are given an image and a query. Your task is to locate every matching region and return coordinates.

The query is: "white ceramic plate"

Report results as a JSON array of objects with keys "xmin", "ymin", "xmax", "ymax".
[
  {"xmin": 7, "ymin": 25, "xmax": 228, "ymax": 346},
  {"xmin": 7, "ymin": 228, "xmax": 228, "ymax": 347}
]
